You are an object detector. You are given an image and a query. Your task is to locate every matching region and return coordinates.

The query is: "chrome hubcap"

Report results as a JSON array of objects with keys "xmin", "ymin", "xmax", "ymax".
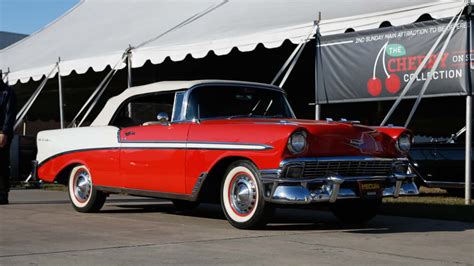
[
  {"xmin": 74, "ymin": 170, "xmax": 91, "ymax": 203},
  {"xmin": 230, "ymin": 174, "xmax": 257, "ymax": 215}
]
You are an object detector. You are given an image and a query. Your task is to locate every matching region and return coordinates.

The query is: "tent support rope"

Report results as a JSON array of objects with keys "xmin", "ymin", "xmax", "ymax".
[
  {"xmin": 14, "ymin": 64, "xmax": 58, "ymax": 131},
  {"xmin": 271, "ymin": 23, "xmax": 318, "ymax": 88},
  {"xmin": 380, "ymin": 7, "xmax": 463, "ymax": 126},
  {"xmin": 69, "ymin": 53, "xmax": 127, "ymax": 128},
  {"xmin": 404, "ymin": 8, "xmax": 463, "ymax": 128}
]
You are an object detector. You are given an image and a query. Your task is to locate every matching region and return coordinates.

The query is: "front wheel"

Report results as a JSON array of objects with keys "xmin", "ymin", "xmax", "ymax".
[
  {"xmin": 68, "ymin": 165, "xmax": 106, "ymax": 213},
  {"xmin": 221, "ymin": 160, "xmax": 273, "ymax": 229},
  {"xmin": 330, "ymin": 198, "xmax": 382, "ymax": 224}
]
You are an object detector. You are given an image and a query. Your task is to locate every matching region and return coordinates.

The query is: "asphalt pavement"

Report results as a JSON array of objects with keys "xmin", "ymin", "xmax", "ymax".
[{"xmin": 0, "ymin": 189, "xmax": 473, "ymax": 265}]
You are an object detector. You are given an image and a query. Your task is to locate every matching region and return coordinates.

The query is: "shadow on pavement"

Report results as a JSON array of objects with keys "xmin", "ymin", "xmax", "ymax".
[{"xmin": 102, "ymin": 201, "xmax": 474, "ymax": 233}]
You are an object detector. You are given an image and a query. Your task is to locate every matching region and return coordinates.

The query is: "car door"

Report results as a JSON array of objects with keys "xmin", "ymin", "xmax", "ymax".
[
  {"xmin": 112, "ymin": 90, "xmax": 190, "ymax": 194},
  {"xmin": 119, "ymin": 123, "xmax": 190, "ymax": 194}
]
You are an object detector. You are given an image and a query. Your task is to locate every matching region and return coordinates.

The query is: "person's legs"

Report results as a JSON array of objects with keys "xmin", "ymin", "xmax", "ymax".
[{"xmin": 0, "ymin": 141, "xmax": 11, "ymax": 204}]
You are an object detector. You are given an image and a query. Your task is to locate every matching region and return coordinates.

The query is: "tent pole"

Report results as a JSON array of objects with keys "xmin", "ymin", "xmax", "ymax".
[
  {"xmin": 465, "ymin": 1, "xmax": 473, "ymax": 205},
  {"xmin": 57, "ymin": 58, "xmax": 65, "ymax": 129},
  {"xmin": 127, "ymin": 46, "xmax": 132, "ymax": 88},
  {"xmin": 315, "ymin": 105, "xmax": 321, "ymax": 120},
  {"xmin": 2, "ymin": 68, "xmax": 9, "ymax": 83},
  {"xmin": 466, "ymin": 95, "xmax": 472, "ymax": 205},
  {"xmin": 314, "ymin": 14, "xmax": 321, "ymax": 120}
]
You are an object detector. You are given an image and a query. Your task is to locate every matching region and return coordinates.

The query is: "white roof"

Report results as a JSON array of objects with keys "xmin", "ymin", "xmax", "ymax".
[
  {"xmin": 91, "ymin": 79, "xmax": 279, "ymax": 126},
  {"xmin": 0, "ymin": 0, "xmax": 465, "ymax": 85}
]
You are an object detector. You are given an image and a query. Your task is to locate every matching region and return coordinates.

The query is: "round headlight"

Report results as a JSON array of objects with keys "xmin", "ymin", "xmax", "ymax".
[
  {"xmin": 396, "ymin": 134, "xmax": 412, "ymax": 153},
  {"xmin": 288, "ymin": 131, "xmax": 307, "ymax": 154}
]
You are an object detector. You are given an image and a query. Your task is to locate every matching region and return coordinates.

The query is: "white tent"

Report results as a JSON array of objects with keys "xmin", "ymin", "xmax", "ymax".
[{"xmin": 0, "ymin": 0, "xmax": 465, "ymax": 85}]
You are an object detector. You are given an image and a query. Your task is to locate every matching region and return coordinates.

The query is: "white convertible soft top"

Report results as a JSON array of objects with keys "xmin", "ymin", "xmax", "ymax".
[{"xmin": 91, "ymin": 80, "xmax": 280, "ymax": 126}]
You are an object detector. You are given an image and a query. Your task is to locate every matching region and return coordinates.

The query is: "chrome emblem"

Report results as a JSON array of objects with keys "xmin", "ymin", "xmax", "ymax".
[{"xmin": 349, "ymin": 139, "xmax": 363, "ymax": 146}]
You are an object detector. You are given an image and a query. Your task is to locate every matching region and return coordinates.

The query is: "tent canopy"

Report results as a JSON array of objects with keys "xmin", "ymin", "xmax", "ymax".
[{"xmin": 0, "ymin": 0, "xmax": 465, "ymax": 85}]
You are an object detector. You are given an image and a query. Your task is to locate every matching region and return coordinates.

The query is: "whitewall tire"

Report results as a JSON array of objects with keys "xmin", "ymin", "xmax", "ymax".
[
  {"xmin": 221, "ymin": 160, "xmax": 273, "ymax": 229},
  {"xmin": 68, "ymin": 165, "xmax": 106, "ymax": 213}
]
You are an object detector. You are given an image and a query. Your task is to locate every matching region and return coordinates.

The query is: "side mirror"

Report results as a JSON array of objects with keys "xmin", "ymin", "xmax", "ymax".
[{"xmin": 157, "ymin": 112, "xmax": 169, "ymax": 124}]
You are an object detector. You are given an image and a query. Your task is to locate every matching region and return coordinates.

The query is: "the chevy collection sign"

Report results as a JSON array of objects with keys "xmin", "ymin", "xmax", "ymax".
[{"xmin": 317, "ymin": 18, "xmax": 473, "ymax": 103}]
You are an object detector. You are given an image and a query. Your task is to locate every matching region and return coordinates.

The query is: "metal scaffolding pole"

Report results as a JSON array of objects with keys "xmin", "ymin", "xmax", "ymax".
[
  {"xmin": 1, "ymin": 68, "xmax": 9, "ymax": 83},
  {"xmin": 314, "ymin": 14, "xmax": 321, "ymax": 120},
  {"xmin": 57, "ymin": 58, "xmax": 65, "ymax": 129},
  {"xmin": 465, "ymin": 2, "xmax": 473, "ymax": 205},
  {"xmin": 466, "ymin": 96, "xmax": 472, "ymax": 205},
  {"xmin": 127, "ymin": 47, "xmax": 133, "ymax": 88}
]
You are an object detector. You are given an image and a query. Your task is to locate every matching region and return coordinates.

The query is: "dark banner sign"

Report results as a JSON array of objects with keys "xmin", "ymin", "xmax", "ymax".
[{"xmin": 317, "ymin": 18, "xmax": 473, "ymax": 103}]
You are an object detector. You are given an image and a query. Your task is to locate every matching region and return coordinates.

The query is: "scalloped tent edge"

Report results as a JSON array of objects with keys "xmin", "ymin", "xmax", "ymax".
[{"xmin": 0, "ymin": 0, "xmax": 466, "ymax": 85}]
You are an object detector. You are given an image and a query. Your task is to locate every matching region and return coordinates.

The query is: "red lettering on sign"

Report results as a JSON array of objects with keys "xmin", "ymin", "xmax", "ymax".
[{"xmin": 387, "ymin": 53, "xmax": 450, "ymax": 73}]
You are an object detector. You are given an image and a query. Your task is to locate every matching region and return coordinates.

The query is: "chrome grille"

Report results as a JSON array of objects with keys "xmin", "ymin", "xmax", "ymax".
[{"xmin": 301, "ymin": 160, "xmax": 395, "ymax": 178}]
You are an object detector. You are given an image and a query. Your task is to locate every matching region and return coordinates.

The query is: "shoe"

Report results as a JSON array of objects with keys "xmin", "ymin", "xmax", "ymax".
[{"xmin": 0, "ymin": 192, "xmax": 8, "ymax": 205}]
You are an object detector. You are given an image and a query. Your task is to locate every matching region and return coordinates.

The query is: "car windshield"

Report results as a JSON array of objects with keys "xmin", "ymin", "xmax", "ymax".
[{"xmin": 186, "ymin": 85, "xmax": 294, "ymax": 120}]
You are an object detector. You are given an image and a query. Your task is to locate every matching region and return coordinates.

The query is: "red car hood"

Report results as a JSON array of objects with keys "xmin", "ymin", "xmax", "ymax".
[{"xmin": 202, "ymin": 118, "xmax": 403, "ymax": 157}]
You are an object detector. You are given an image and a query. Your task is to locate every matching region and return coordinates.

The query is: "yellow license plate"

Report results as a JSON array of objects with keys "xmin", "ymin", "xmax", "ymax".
[
  {"xmin": 360, "ymin": 183, "xmax": 381, "ymax": 190},
  {"xmin": 358, "ymin": 182, "xmax": 383, "ymax": 197}
]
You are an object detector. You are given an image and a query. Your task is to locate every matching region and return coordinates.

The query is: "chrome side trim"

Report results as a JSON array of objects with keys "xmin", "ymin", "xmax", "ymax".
[
  {"xmin": 95, "ymin": 172, "xmax": 208, "ymax": 202},
  {"xmin": 95, "ymin": 186, "xmax": 193, "ymax": 201},
  {"xmin": 119, "ymin": 141, "xmax": 273, "ymax": 150}
]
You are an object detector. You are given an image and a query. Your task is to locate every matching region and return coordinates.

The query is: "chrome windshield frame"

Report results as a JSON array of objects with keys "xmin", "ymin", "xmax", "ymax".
[{"xmin": 175, "ymin": 82, "xmax": 294, "ymax": 123}]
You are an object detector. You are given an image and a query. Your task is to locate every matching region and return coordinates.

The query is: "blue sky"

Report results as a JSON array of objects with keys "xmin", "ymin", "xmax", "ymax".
[{"xmin": 0, "ymin": 0, "xmax": 79, "ymax": 35}]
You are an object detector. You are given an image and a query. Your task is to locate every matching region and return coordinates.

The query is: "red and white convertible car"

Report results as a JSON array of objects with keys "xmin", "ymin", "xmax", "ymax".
[{"xmin": 34, "ymin": 80, "xmax": 418, "ymax": 229}]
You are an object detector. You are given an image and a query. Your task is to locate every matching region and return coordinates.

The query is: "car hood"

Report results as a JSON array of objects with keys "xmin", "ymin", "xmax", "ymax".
[{"xmin": 200, "ymin": 118, "xmax": 403, "ymax": 157}]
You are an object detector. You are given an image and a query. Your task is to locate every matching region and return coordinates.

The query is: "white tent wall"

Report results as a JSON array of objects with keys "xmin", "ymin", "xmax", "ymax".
[{"xmin": 0, "ymin": 0, "xmax": 465, "ymax": 85}]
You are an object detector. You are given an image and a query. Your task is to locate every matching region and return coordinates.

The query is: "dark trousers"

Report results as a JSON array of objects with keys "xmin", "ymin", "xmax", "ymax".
[{"xmin": 0, "ymin": 140, "xmax": 11, "ymax": 193}]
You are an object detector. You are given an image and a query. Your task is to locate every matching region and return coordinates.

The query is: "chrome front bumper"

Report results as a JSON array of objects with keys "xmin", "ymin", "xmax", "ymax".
[{"xmin": 260, "ymin": 157, "xmax": 419, "ymax": 204}]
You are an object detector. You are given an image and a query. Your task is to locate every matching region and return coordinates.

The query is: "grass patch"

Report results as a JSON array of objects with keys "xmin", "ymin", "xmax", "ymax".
[{"xmin": 381, "ymin": 187, "xmax": 474, "ymax": 223}]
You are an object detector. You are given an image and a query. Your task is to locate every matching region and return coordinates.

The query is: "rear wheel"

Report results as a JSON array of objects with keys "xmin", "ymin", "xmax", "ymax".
[
  {"xmin": 68, "ymin": 165, "xmax": 106, "ymax": 213},
  {"xmin": 330, "ymin": 198, "xmax": 382, "ymax": 224},
  {"xmin": 221, "ymin": 160, "xmax": 273, "ymax": 229}
]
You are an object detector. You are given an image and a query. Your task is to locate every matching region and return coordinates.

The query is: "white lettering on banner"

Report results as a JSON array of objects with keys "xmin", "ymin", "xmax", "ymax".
[
  {"xmin": 403, "ymin": 69, "xmax": 463, "ymax": 82},
  {"xmin": 452, "ymin": 54, "xmax": 474, "ymax": 63}
]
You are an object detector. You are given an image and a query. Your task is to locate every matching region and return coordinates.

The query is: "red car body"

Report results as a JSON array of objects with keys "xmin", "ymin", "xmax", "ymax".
[{"xmin": 34, "ymin": 80, "xmax": 418, "ymax": 228}]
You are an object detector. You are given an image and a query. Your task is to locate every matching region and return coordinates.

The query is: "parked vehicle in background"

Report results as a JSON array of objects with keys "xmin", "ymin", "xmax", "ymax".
[
  {"xmin": 33, "ymin": 80, "xmax": 418, "ymax": 229},
  {"xmin": 409, "ymin": 127, "xmax": 473, "ymax": 196}
]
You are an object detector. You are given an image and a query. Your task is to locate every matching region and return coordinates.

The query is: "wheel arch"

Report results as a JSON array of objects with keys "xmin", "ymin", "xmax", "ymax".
[
  {"xmin": 197, "ymin": 156, "xmax": 257, "ymax": 203},
  {"xmin": 54, "ymin": 163, "xmax": 83, "ymax": 185}
]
